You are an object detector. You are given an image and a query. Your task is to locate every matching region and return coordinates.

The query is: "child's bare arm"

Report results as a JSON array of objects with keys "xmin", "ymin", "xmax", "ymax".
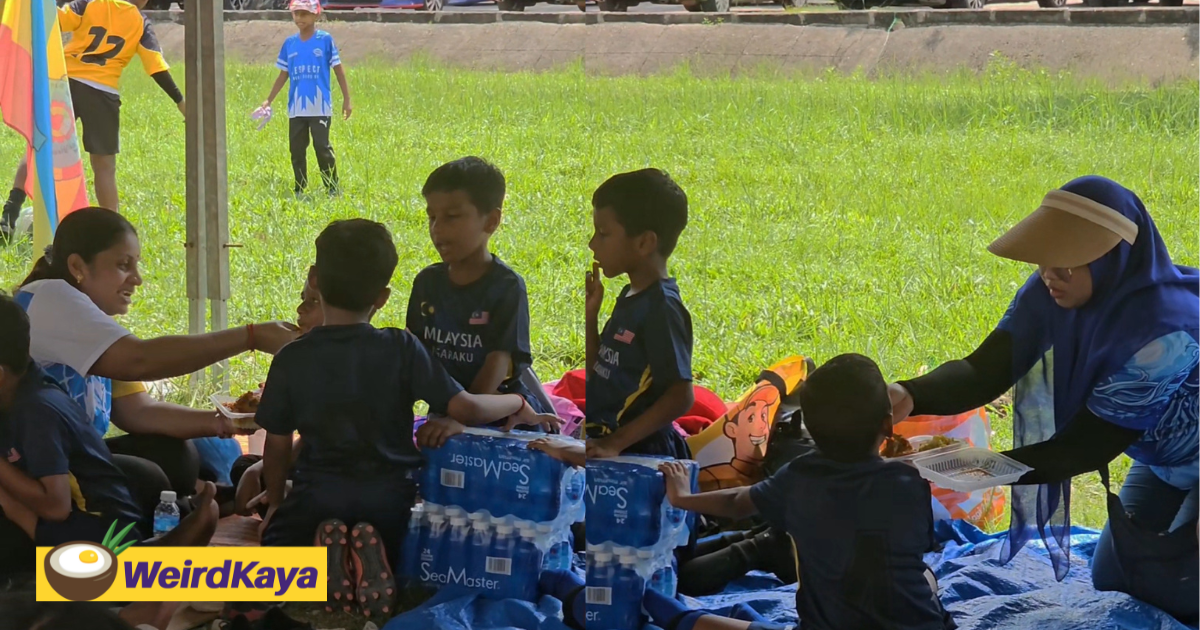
[
  {"xmin": 263, "ymin": 71, "xmax": 289, "ymax": 108},
  {"xmin": 468, "ymin": 351, "xmax": 512, "ymax": 396},
  {"xmin": 0, "ymin": 461, "xmax": 72, "ymax": 522},
  {"xmin": 585, "ymin": 262, "xmax": 603, "ymax": 380},
  {"xmin": 334, "ymin": 64, "xmax": 352, "ymax": 119},
  {"xmin": 660, "ymin": 461, "xmax": 758, "ymax": 521},
  {"xmin": 587, "ymin": 380, "xmax": 693, "ymax": 458},
  {"xmin": 529, "ymin": 438, "xmax": 585, "ymax": 468}
]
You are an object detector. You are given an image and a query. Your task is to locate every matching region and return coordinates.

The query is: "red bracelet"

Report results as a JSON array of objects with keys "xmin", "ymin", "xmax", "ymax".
[
  {"xmin": 247, "ymin": 323, "xmax": 256, "ymax": 352},
  {"xmin": 518, "ymin": 396, "xmax": 528, "ymax": 413}
]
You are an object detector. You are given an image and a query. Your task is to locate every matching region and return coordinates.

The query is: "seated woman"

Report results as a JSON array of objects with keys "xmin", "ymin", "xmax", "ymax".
[
  {"xmin": 891, "ymin": 176, "xmax": 1198, "ymax": 622},
  {"xmin": 0, "ymin": 295, "xmax": 219, "ymax": 574},
  {"xmin": 13, "ymin": 208, "xmax": 298, "ymax": 517}
]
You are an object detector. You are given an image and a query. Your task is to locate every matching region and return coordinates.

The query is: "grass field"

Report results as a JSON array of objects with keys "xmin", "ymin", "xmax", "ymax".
[{"xmin": 1, "ymin": 60, "xmax": 1197, "ymax": 533}]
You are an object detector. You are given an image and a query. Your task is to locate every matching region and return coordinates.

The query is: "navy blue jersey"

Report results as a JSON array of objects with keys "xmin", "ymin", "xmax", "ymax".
[
  {"xmin": 0, "ymin": 364, "xmax": 142, "ymax": 530},
  {"xmin": 749, "ymin": 453, "xmax": 953, "ymax": 630},
  {"xmin": 586, "ymin": 278, "xmax": 693, "ymax": 452},
  {"xmin": 255, "ymin": 324, "xmax": 464, "ymax": 479},
  {"xmin": 406, "ymin": 257, "xmax": 532, "ymax": 391}
]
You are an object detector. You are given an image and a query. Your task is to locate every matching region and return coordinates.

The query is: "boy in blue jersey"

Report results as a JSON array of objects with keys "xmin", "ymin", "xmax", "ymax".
[
  {"xmin": 660, "ymin": 355, "xmax": 955, "ymax": 630},
  {"xmin": 585, "ymin": 168, "xmax": 695, "ymax": 459},
  {"xmin": 407, "ymin": 157, "xmax": 551, "ymax": 426},
  {"xmin": 259, "ymin": 0, "xmax": 352, "ymax": 197},
  {"xmin": 0, "ymin": 295, "xmax": 218, "ymax": 570}
]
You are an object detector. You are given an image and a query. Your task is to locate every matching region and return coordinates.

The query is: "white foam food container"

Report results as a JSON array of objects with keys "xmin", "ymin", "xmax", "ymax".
[
  {"xmin": 211, "ymin": 393, "xmax": 261, "ymax": 430},
  {"xmin": 912, "ymin": 447, "xmax": 1032, "ymax": 493}
]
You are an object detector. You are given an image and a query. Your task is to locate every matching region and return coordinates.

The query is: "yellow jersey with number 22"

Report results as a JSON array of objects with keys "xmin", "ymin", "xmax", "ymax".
[{"xmin": 59, "ymin": 0, "xmax": 170, "ymax": 94}]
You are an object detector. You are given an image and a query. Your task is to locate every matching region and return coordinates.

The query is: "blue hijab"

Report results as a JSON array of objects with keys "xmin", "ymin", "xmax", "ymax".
[{"xmin": 995, "ymin": 176, "xmax": 1199, "ymax": 580}]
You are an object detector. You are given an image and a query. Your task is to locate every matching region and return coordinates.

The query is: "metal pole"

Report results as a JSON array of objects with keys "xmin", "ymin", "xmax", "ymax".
[
  {"xmin": 200, "ymin": 0, "xmax": 230, "ymax": 391},
  {"xmin": 183, "ymin": 0, "xmax": 208, "ymax": 389}
]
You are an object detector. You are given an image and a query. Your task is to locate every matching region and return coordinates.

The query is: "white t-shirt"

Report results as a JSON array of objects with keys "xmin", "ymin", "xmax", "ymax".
[{"xmin": 15, "ymin": 279, "xmax": 131, "ymax": 435}]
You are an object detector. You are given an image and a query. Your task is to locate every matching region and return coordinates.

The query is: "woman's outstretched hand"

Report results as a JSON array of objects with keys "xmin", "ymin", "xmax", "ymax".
[{"xmin": 889, "ymin": 383, "xmax": 915, "ymax": 425}]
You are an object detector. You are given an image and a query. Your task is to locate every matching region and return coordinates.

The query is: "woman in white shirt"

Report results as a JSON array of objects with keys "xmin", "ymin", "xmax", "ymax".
[{"xmin": 14, "ymin": 207, "xmax": 298, "ymax": 513}]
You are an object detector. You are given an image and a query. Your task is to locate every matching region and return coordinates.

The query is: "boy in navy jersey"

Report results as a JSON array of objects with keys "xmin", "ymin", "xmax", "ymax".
[
  {"xmin": 660, "ymin": 355, "xmax": 955, "ymax": 630},
  {"xmin": 407, "ymin": 157, "xmax": 550, "ymax": 426},
  {"xmin": 585, "ymin": 168, "xmax": 695, "ymax": 459}
]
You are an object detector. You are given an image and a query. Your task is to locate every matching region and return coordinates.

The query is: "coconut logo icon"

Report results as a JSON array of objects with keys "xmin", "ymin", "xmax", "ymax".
[{"xmin": 45, "ymin": 521, "xmax": 136, "ymax": 601}]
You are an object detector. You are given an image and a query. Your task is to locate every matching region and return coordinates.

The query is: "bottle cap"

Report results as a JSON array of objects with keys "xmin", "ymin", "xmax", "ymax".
[
  {"xmin": 450, "ymin": 516, "xmax": 467, "ymax": 526},
  {"xmin": 496, "ymin": 524, "xmax": 515, "ymax": 535},
  {"xmin": 160, "ymin": 491, "xmax": 176, "ymax": 503}
]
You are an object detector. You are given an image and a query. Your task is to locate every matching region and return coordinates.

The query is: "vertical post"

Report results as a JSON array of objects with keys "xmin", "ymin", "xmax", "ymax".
[
  {"xmin": 200, "ymin": 0, "xmax": 230, "ymax": 391},
  {"xmin": 183, "ymin": 0, "xmax": 208, "ymax": 388}
]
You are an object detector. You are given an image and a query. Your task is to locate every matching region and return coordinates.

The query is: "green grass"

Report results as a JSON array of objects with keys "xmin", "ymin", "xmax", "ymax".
[{"xmin": 1, "ymin": 59, "xmax": 1196, "ymax": 533}]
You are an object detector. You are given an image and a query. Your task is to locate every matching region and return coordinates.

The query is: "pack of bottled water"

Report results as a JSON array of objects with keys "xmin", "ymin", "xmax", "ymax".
[
  {"xmin": 404, "ymin": 429, "xmax": 585, "ymax": 601},
  {"xmin": 421, "ymin": 428, "xmax": 586, "ymax": 525},
  {"xmin": 585, "ymin": 457, "xmax": 699, "ymax": 630},
  {"xmin": 586, "ymin": 543, "xmax": 682, "ymax": 630},
  {"xmin": 585, "ymin": 456, "xmax": 697, "ymax": 551}
]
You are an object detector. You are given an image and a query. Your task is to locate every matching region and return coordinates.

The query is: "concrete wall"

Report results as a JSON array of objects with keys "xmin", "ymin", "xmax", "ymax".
[{"xmin": 146, "ymin": 8, "xmax": 1200, "ymax": 83}]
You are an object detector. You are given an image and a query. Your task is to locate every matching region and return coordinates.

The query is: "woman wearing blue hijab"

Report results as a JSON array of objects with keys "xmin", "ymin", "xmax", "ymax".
[{"xmin": 890, "ymin": 176, "xmax": 1198, "ymax": 621}]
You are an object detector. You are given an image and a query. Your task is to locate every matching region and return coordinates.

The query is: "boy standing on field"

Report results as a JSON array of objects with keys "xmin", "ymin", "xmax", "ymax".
[{"xmin": 259, "ymin": 0, "xmax": 351, "ymax": 198}]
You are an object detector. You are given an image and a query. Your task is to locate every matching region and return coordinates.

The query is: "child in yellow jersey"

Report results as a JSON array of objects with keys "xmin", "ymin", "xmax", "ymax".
[{"xmin": 1, "ymin": 0, "xmax": 184, "ymax": 231}]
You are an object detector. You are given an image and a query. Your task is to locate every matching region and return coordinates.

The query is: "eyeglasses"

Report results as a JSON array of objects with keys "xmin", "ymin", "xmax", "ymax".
[{"xmin": 1038, "ymin": 266, "xmax": 1074, "ymax": 283}]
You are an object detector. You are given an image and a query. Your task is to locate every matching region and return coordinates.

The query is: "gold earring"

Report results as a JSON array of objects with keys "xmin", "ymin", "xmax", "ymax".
[{"xmin": 75, "ymin": 275, "xmax": 83, "ymax": 283}]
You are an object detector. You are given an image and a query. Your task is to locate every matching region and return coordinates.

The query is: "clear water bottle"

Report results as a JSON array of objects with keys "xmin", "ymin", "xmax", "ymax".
[
  {"xmin": 153, "ymin": 491, "xmax": 180, "ymax": 537},
  {"xmin": 401, "ymin": 504, "xmax": 425, "ymax": 579}
]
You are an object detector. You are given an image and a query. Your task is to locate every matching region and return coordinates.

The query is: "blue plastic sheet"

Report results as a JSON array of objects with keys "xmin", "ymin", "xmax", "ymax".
[
  {"xmin": 383, "ymin": 522, "xmax": 1193, "ymax": 630},
  {"xmin": 686, "ymin": 521, "xmax": 1195, "ymax": 630},
  {"xmin": 382, "ymin": 588, "xmax": 575, "ymax": 630}
]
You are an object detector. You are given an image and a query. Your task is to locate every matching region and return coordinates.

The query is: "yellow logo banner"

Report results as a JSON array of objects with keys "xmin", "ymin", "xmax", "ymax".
[{"xmin": 36, "ymin": 546, "xmax": 326, "ymax": 602}]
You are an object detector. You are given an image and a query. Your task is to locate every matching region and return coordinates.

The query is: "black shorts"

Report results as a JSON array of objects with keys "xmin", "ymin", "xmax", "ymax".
[{"xmin": 69, "ymin": 79, "xmax": 121, "ymax": 155}]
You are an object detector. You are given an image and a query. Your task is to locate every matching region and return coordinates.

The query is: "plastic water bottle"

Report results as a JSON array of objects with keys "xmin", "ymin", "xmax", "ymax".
[
  {"xmin": 447, "ymin": 516, "xmax": 471, "ymax": 580},
  {"xmin": 538, "ymin": 523, "xmax": 561, "ymax": 572},
  {"xmin": 468, "ymin": 514, "xmax": 494, "ymax": 580},
  {"xmin": 586, "ymin": 550, "xmax": 617, "ymax": 627},
  {"xmin": 487, "ymin": 523, "xmax": 517, "ymax": 581},
  {"xmin": 650, "ymin": 559, "xmax": 678, "ymax": 598},
  {"xmin": 423, "ymin": 513, "xmax": 448, "ymax": 584},
  {"xmin": 153, "ymin": 491, "xmax": 179, "ymax": 537},
  {"xmin": 614, "ymin": 549, "xmax": 646, "ymax": 630},
  {"xmin": 513, "ymin": 523, "xmax": 543, "ymax": 601},
  {"xmin": 400, "ymin": 504, "xmax": 425, "ymax": 579}
]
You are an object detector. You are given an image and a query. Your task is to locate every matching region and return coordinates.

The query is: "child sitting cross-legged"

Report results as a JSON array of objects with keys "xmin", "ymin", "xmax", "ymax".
[
  {"xmin": 256, "ymin": 219, "xmax": 561, "ymax": 618},
  {"xmin": 0, "ymin": 295, "xmax": 219, "ymax": 563},
  {"xmin": 658, "ymin": 354, "xmax": 956, "ymax": 630}
]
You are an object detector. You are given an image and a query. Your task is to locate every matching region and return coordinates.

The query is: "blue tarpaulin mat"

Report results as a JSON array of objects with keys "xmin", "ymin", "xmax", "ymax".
[
  {"xmin": 383, "ymin": 521, "xmax": 1193, "ymax": 630},
  {"xmin": 687, "ymin": 520, "xmax": 1195, "ymax": 630},
  {"xmin": 382, "ymin": 587, "xmax": 574, "ymax": 630}
]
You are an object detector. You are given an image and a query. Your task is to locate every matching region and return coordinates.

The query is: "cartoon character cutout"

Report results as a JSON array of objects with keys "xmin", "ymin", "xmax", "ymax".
[{"xmin": 697, "ymin": 384, "xmax": 780, "ymax": 491}]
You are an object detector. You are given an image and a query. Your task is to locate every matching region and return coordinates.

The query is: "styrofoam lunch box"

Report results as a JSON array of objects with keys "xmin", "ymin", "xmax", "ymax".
[
  {"xmin": 912, "ymin": 447, "xmax": 1032, "ymax": 493},
  {"xmin": 211, "ymin": 393, "xmax": 261, "ymax": 431}
]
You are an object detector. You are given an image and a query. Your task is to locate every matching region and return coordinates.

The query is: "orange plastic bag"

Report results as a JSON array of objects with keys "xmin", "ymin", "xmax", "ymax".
[{"xmin": 893, "ymin": 408, "xmax": 1007, "ymax": 531}]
